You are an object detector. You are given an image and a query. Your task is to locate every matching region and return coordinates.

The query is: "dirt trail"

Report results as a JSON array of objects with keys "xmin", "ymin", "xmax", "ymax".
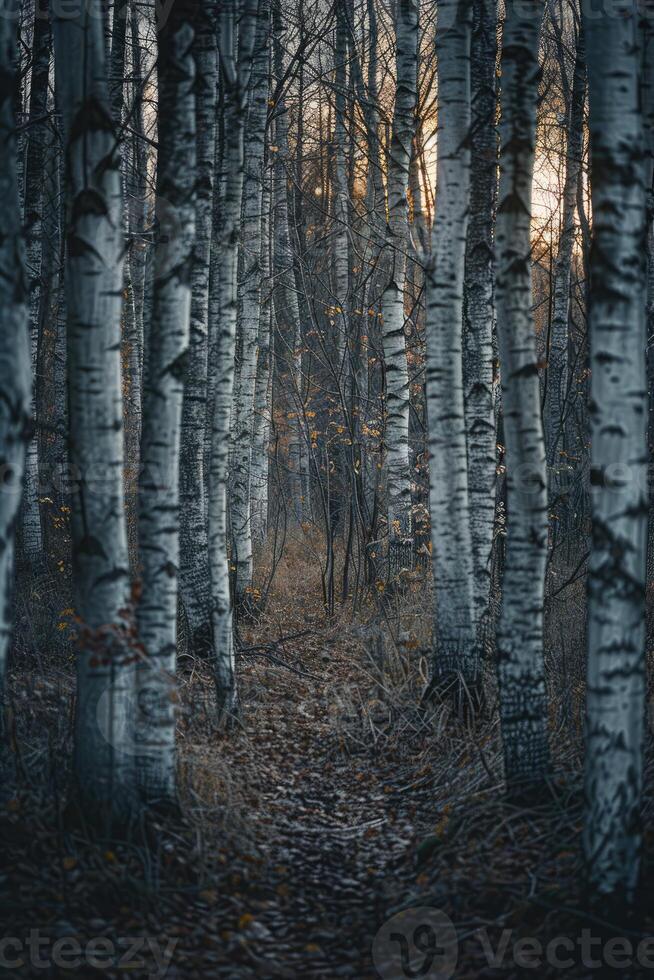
[{"xmin": 184, "ymin": 624, "xmax": 445, "ymax": 978}]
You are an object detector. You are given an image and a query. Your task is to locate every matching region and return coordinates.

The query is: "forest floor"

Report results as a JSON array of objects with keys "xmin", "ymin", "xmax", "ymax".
[{"xmin": 3, "ymin": 554, "xmax": 654, "ymax": 978}]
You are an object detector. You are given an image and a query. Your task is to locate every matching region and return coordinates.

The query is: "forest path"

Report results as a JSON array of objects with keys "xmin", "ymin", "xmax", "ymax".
[
  {"xmin": 3, "ymin": 595, "xmax": 512, "ymax": 980},
  {"xmin": 184, "ymin": 615, "xmax": 460, "ymax": 978}
]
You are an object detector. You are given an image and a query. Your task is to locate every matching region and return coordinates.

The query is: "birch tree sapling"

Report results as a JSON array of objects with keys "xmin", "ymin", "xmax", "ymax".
[
  {"xmin": 381, "ymin": 0, "xmax": 418, "ymax": 559},
  {"xmin": 426, "ymin": 0, "xmax": 479, "ymax": 697},
  {"xmin": 583, "ymin": 1, "xmax": 648, "ymax": 907},
  {"xmin": 0, "ymin": 0, "xmax": 32, "ymax": 716},
  {"xmin": 52, "ymin": 0, "xmax": 134, "ymax": 823},
  {"xmin": 136, "ymin": 0, "xmax": 196, "ymax": 806},
  {"xmin": 494, "ymin": 0, "xmax": 550, "ymax": 796}
]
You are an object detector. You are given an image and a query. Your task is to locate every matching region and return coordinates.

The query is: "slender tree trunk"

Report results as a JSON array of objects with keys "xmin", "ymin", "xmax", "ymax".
[
  {"xmin": 230, "ymin": 0, "xmax": 271, "ymax": 603},
  {"xmin": 250, "ymin": 162, "xmax": 273, "ymax": 544},
  {"xmin": 583, "ymin": 2, "xmax": 648, "ymax": 907},
  {"xmin": 494, "ymin": 0, "xmax": 550, "ymax": 795},
  {"xmin": 209, "ymin": 0, "xmax": 258, "ymax": 719},
  {"xmin": 641, "ymin": 3, "xmax": 654, "ymax": 630},
  {"xmin": 380, "ymin": 0, "xmax": 417, "ymax": 553},
  {"xmin": 179, "ymin": 3, "xmax": 217, "ymax": 655},
  {"xmin": 129, "ymin": 2, "xmax": 149, "ymax": 363},
  {"xmin": 332, "ymin": 0, "xmax": 350, "ymax": 388},
  {"xmin": 545, "ymin": 23, "xmax": 585, "ymax": 488},
  {"xmin": 0, "ymin": 2, "xmax": 31, "ymax": 708},
  {"xmin": 37, "ymin": 132, "xmax": 65, "ymax": 562},
  {"xmin": 463, "ymin": 0, "xmax": 497, "ymax": 636},
  {"xmin": 109, "ymin": 0, "xmax": 128, "ymax": 124},
  {"xmin": 136, "ymin": 0, "xmax": 196, "ymax": 806},
  {"xmin": 425, "ymin": 1, "xmax": 478, "ymax": 693},
  {"xmin": 52, "ymin": 0, "xmax": 134, "ymax": 824},
  {"xmin": 20, "ymin": 0, "xmax": 50, "ymax": 565},
  {"xmin": 271, "ymin": 0, "xmax": 307, "ymax": 523}
]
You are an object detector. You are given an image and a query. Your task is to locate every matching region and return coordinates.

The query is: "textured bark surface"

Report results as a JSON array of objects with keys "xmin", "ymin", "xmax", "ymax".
[
  {"xmin": 426, "ymin": 0, "xmax": 477, "ymax": 685},
  {"xmin": 0, "ymin": 5, "xmax": 31, "ymax": 702},
  {"xmin": 463, "ymin": 0, "xmax": 497, "ymax": 635},
  {"xmin": 230, "ymin": 0, "xmax": 271, "ymax": 600},
  {"xmin": 20, "ymin": 2, "xmax": 50, "ymax": 565},
  {"xmin": 494, "ymin": 0, "xmax": 550, "ymax": 793},
  {"xmin": 209, "ymin": 0, "xmax": 258, "ymax": 718},
  {"xmin": 271, "ymin": 0, "xmax": 308, "ymax": 524},
  {"xmin": 545, "ymin": 24, "xmax": 585, "ymax": 485},
  {"xmin": 250, "ymin": 166, "xmax": 273, "ymax": 544},
  {"xmin": 136, "ymin": 2, "xmax": 196, "ymax": 805},
  {"xmin": 583, "ymin": 4, "xmax": 648, "ymax": 904},
  {"xmin": 53, "ymin": 0, "xmax": 133, "ymax": 822},
  {"xmin": 179, "ymin": 4, "xmax": 217, "ymax": 655},
  {"xmin": 380, "ymin": 0, "xmax": 417, "ymax": 545},
  {"xmin": 642, "ymin": 3, "xmax": 654, "ymax": 619}
]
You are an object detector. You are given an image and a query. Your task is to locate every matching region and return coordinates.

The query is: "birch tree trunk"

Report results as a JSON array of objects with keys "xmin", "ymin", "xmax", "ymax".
[
  {"xmin": 36, "ymin": 133, "xmax": 65, "ymax": 560},
  {"xmin": 641, "ymin": 3, "xmax": 654, "ymax": 621},
  {"xmin": 136, "ymin": 0, "xmax": 196, "ymax": 806},
  {"xmin": 230, "ymin": 0, "xmax": 271, "ymax": 603},
  {"xmin": 463, "ymin": 0, "xmax": 497, "ymax": 637},
  {"xmin": 52, "ymin": 0, "xmax": 134, "ymax": 823},
  {"xmin": 250, "ymin": 163, "xmax": 273, "ymax": 544},
  {"xmin": 425, "ymin": 0, "xmax": 478, "ymax": 692},
  {"xmin": 179, "ymin": 3, "xmax": 217, "ymax": 655},
  {"xmin": 494, "ymin": 0, "xmax": 550, "ymax": 795},
  {"xmin": 209, "ymin": 0, "xmax": 258, "ymax": 719},
  {"xmin": 271, "ymin": 0, "xmax": 307, "ymax": 522},
  {"xmin": 545, "ymin": 23, "xmax": 585, "ymax": 491},
  {"xmin": 0, "ymin": 3, "xmax": 31, "ymax": 710},
  {"xmin": 333, "ymin": 0, "xmax": 350, "ymax": 390},
  {"xmin": 380, "ymin": 0, "xmax": 417, "ymax": 551},
  {"xmin": 583, "ymin": 2, "xmax": 648, "ymax": 906},
  {"xmin": 20, "ymin": 1, "xmax": 50, "ymax": 565},
  {"xmin": 129, "ymin": 2, "xmax": 149, "ymax": 367}
]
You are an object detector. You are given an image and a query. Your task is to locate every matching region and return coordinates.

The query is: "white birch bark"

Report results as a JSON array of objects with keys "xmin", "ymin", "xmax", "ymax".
[
  {"xmin": 52, "ymin": 0, "xmax": 133, "ymax": 822},
  {"xmin": 494, "ymin": 0, "xmax": 550, "ymax": 793},
  {"xmin": 250, "ymin": 164, "xmax": 273, "ymax": 544},
  {"xmin": 425, "ymin": 0, "xmax": 478, "ymax": 689},
  {"xmin": 271, "ymin": 0, "xmax": 307, "ymax": 521},
  {"xmin": 209, "ymin": 0, "xmax": 258, "ymax": 719},
  {"xmin": 640, "ymin": 4, "xmax": 654, "ymax": 596},
  {"xmin": 20, "ymin": 2, "xmax": 50, "ymax": 565},
  {"xmin": 463, "ymin": 0, "xmax": 497, "ymax": 634},
  {"xmin": 230, "ymin": 0, "xmax": 271, "ymax": 602},
  {"xmin": 179, "ymin": 4, "xmax": 217, "ymax": 655},
  {"xmin": 545, "ymin": 23, "xmax": 585, "ymax": 481},
  {"xmin": 380, "ymin": 0, "xmax": 417, "ymax": 547},
  {"xmin": 135, "ymin": 1, "xmax": 196, "ymax": 805},
  {"xmin": 0, "ymin": 4, "xmax": 31, "ymax": 707},
  {"xmin": 333, "ymin": 0, "xmax": 350, "ymax": 392},
  {"xmin": 582, "ymin": 2, "xmax": 648, "ymax": 904}
]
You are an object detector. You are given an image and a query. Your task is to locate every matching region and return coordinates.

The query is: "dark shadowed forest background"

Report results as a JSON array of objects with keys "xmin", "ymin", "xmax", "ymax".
[{"xmin": 1, "ymin": 0, "xmax": 654, "ymax": 976}]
